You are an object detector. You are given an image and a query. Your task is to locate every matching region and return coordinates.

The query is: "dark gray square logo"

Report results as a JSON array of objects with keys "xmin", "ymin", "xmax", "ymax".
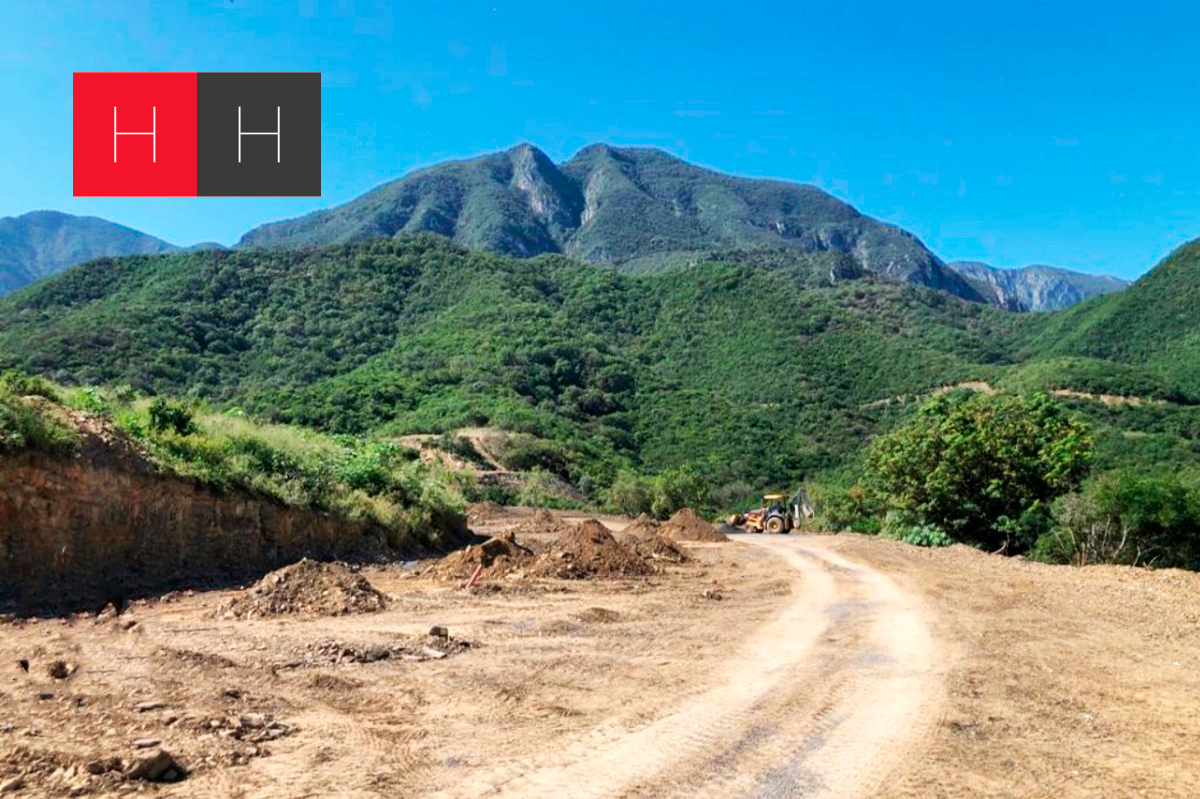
[{"xmin": 196, "ymin": 72, "xmax": 320, "ymax": 197}]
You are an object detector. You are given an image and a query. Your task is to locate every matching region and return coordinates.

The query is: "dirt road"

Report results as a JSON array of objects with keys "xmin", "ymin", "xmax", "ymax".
[
  {"xmin": 5, "ymin": 508, "xmax": 1200, "ymax": 798},
  {"xmin": 437, "ymin": 534, "xmax": 943, "ymax": 799}
]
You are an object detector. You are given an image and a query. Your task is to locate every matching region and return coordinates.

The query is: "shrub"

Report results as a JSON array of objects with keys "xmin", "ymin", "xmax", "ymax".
[
  {"xmin": 1038, "ymin": 469, "xmax": 1200, "ymax": 567},
  {"xmin": 148, "ymin": 397, "xmax": 195, "ymax": 435},
  {"xmin": 0, "ymin": 369, "xmax": 58, "ymax": 401},
  {"xmin": 609, "ymin": 470, "xmax": 654, "ymax": 517},
  {"xmin": 809, "ymin": 481, "xmax": 885, "ymax": 533},
  {"xmin": 866, "ymin": 392, "xmax": 1092, "ymax": 553},
  {"xmin": 650, "ymin": 465, "xmax": 707, "ymax": 519},
  {"xmin": 0, "ymin": 387, "xmax": 75, "ymax": 453},
  {"xmin": 336, "ymin": 441, "xmax": 400, "ymax": 494},
  {"xmin": 880, "ymin": 509, "xmax": 953, "ymax": 547}
]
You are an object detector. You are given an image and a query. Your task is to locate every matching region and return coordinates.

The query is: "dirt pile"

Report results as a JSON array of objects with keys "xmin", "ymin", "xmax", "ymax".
[
  {"xmin": 617, "ymin": 513, "xmax": 661, "ymax": 542},
  {"xmin": 218, "ymin": 559, "xmax": 388, "ymax": 619},
  {"xmin": 659, "ymin": 508, "xmax": 729, "ymax": 543},
  {"xmin": 534, "ymin": 520, "xmax": 651, "ymax": 579},
  {"xmin": 429, "ymin": 531, "xmax": 535, "ymax": 581},
  {"xmin": 513, "ymin": 507, "xmax": 573, "ymax": 538},
  {"xmin": 628, "ymin": 534, "xmax": 689, "ymax": 564}
]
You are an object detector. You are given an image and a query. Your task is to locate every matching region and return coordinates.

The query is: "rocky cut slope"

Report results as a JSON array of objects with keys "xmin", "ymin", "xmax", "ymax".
[
  {"xmin": 948, "ymin": 261, "xmax": 1128, "ymax": 311},
  {"xmin": 238, "ymin": 143, "xmax": 986, "ymax": 303}
]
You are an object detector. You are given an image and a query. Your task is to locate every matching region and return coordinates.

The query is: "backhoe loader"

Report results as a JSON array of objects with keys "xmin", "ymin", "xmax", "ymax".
[{"xmin": 728, "ymin": 486, "xmax": 814, "ymax": 534}]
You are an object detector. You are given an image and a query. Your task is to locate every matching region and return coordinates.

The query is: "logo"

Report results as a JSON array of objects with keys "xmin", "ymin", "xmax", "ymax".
[{"xmin": 73, "ymin": 72, "xmax": 320, "ymax": 197}]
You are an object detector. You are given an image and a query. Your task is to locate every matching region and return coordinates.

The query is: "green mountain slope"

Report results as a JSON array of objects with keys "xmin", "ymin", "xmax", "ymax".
[
  {"xmin": 0, "ymin": 237, "xmax": 1022, "ymax": 492},
  {"xmin": 2, "ymin": 236, "xmax": 1197, "ymax": 499},
  {"xmin": 238, "ymin": 144, "xmax": 986, "ymax": 303},
  {"xmin": 948, "ymin": 260, "xmax": 1128, "ymax": 311},
  {"xmin": 0, "ymin": 211, "xmax": 177, "ymax": 295},
  {"xmin": 1021, "ymin": 239, "xmax": 1200, "ymax": 396}
]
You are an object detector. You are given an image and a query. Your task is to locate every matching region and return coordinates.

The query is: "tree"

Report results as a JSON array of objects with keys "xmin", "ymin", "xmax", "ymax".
[{"xmin": 865, "ymin": 391, "xmax": 1092, "ymax": 552}]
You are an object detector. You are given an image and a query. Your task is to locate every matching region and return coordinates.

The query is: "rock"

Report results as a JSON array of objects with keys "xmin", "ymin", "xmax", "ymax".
[
  {"xmin": 239, "ymin": 713, "xmax": 266, "ymax": 729},
  {"xmin": 421, "ymin": 646, "xmax": 448, "ymax": 660},
  {"xmin": 126, "ymin": 748, "xmax": 185, "ymax": 782},
  {"xmin": 135, "ymin": 700, "xmax": 169, "ymax": 712},
  {"xmin": 429, "ymin": 625, "xmax": 449, "ymax": 638},
  {"xmin": 0, "ymin": 776, "xmax": 24, "ymax": 793},
  {"xmin": 87, "ymin": 757, "xmax": 124, "ymax": 775},
  {"xmin": 17, "ymin": 659, "xmax": 28, "ymax": 673},
  {"xmin": 133, "ymin": 737, "xmax": 161, "ymax": 748},
  {"xmin": 702, "ymin": 588, "xmax": 723, "ymax": 601}
]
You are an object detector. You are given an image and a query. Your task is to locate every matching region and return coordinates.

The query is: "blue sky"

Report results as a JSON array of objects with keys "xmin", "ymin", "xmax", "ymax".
[{"xmin": 1, "ymin": 0, "xmax": 1196, "ymax": 278}]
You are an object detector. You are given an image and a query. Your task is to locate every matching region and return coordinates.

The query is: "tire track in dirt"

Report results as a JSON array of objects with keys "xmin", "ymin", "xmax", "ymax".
[
  {"xmin": 429, "ymin": 536, "xmax": 944, "ymax": 799},
  {"xmin": 427, "ymin": 544, "xmax": 837, "ymax": 799}
]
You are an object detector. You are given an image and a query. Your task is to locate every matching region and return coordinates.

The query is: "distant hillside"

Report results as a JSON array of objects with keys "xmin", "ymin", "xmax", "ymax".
[
  {"xmin": 0, "ymin": 237, "xmax": 1025, "ymax": 491},
  {"xmin": 0, "ymin": 211, "xmax": 176, "ymax": 295},
  {"xmin": 0, "ymin": 236, "xmax": 1197, "ymax": 495},
  {"xmin": 1023, "ymin": 239, "xmax": 1200, "ymax": 396},
  {"xmin": 949, "ymin": 260, "xmax": 1128, "ymax": 311},
  {"xmin": 238, "ymin": 144, "xmax": 986, "ymax": 303}
]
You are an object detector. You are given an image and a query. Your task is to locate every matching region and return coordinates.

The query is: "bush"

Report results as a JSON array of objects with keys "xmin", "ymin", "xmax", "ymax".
[
  {"xmin": 1038, "ymin": 469, "xmax": 1200, "ymax": 567},
  {"xmin": 0, "ymin": 369, "xmax": 58, "ymax": 401},
  {"xmin": 809, "ymin": 481, "xmax": 885, "ymax": 533},
  {"xmin": 609, "ymin": 470, "xmax": 654, "ymax": 517},
  {"xmin": 880, "ymin": 509, "xmax": 953, "ymax": 547},
  {"xmin": 336, "ymin": 442, "xmax": 400, "ymax": 495},
  {"xmin": 0, "ymin": 387, "xmax": 75, "ymax": 453},
  {"xmin": 148, "ymin": 397, "xmax": 195, "ymax": 435},
  {"xmin": 607, "ymin": 465, "xmax": 709, "ymax": 519},
  {"xmin": 866, "ymin": 392, "xmax": 1092, "ymax": 553},
  {"xmin": 650, "ymin": 465, "xmax": 707, "ymax": 519}
]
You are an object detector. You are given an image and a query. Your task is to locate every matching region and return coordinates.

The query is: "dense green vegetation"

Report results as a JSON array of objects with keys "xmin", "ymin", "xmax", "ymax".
[
  {"xmin": 0, "ymin": 237, "xmax": 1029, "ymax": 498},
  {"xmin": 2, "ymin": 233, "xmax": 1200, "ymax": 565},
  {"xmin": 864, "ymin": 392, "xmax": 1093, "ymax": 552}
]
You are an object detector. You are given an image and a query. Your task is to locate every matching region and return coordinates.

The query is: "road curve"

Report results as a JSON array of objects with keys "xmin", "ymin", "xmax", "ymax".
[{"xmin": 433, "ymin": 535, "xmax": 945, "ymax": 799}]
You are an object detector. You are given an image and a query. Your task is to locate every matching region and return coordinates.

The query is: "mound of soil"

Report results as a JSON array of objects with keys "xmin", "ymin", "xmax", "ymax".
[
  {"xmin": 534, "ymin": 520, "xmax": 651, "ymax": 579},
  {"xmin": 617, "ymin": 513, "xmax": 661, "ymax": 542},
  {"xmin": 513, "ymin": 507, "xmax": 572, "ymax": 538},
  {"xmin": 429, "ymin": 532, "xmax": 534, "ymax": 581},
  {"xmin": 218, "ymin": 559, "xmax": 388, "ymax": 619},
  {"xmin": 627, "ymin": 533, "xmax": 689, "ymax": 565},
  {"xmin": 659, "ymin": 508, "xmax": 729, "ymax": 543}
]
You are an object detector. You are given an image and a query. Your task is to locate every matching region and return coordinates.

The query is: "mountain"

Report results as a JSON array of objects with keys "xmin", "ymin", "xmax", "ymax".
[
  {"xmin": 1022, "ymin": 239, "xmax": 1200, "ymax": 396},
  {"xmin": 948, "ymin": 260, "xmax": 1129, "ymax": 311},
  {"xmin": 0, "ymin": 211, "xmax": 177, "ymax": 295},
  {"xmin": 238, "ymin": 144, "xmax": 986, "ymax": 303}
]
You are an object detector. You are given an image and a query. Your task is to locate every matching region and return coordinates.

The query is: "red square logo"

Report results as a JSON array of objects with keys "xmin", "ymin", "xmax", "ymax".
[{"xmin": 73, "ymin": 72, "xmax": 198, "ymax": 197}]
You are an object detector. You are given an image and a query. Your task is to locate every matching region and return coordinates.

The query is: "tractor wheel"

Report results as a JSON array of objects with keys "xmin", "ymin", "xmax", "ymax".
[{"xmin": 765, "ymin": 516, "xmax": 786, "ymax": 535}]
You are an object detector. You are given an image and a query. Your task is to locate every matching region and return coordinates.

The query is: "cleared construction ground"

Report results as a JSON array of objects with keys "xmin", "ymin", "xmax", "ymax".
[{"xmin": 2, "ymin": 506, "xmax": 1199, "ymax": 798}]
